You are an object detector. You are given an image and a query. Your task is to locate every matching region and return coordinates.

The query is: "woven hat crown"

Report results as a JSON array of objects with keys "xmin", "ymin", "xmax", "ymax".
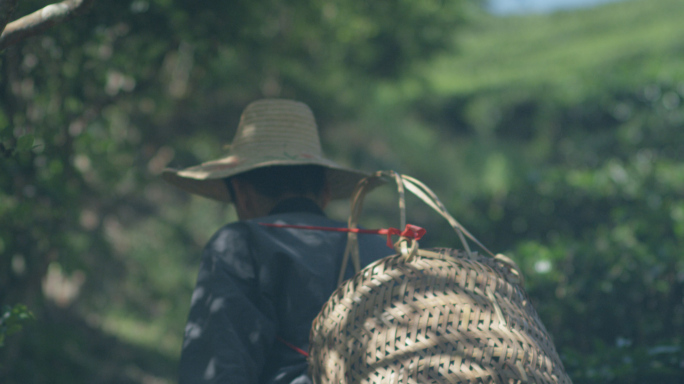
[{"xmin": 231, "ymin": 99, "xmax": 323, "ymax": 159}]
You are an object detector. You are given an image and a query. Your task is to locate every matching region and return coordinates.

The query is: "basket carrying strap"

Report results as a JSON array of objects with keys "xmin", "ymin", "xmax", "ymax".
[{"xmin": 337, "ymin": 170, "xmax": 523, "ymax": 287}]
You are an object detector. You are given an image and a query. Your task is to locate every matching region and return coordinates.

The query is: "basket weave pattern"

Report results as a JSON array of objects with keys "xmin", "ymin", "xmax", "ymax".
[{"xmin": 309, "ymin": 248, "xmax": 571, "ymax": 384}]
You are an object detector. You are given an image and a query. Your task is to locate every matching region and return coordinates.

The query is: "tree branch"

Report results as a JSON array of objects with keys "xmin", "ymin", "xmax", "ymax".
[
  {"xmin": 0, "ymin": 0, "xmax": 94, "ymax": 51},
  {"xmin": 0, "ymin": 0, "xmax": 19, "ymax": 38}
]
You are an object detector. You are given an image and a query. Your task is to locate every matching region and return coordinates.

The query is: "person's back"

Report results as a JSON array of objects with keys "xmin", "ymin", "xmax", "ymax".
[
  {"xmin": 163, "ymin": 99, "xmax": 391, "ymax": 383},
  {"xmin": 180, "ymin": 199, "xmax": 390, "ymax": 383}
]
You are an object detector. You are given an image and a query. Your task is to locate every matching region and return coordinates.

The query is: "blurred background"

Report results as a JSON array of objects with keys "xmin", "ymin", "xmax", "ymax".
[{"xmin": 1, "ymin": 0, "xmax": 682, "ymax": 382}]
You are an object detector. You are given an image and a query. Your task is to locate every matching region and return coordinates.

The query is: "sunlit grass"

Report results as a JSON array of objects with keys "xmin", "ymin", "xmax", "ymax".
[{"xmin": 428, "ymin": 0, "xmax": 684, "ymax": 95}]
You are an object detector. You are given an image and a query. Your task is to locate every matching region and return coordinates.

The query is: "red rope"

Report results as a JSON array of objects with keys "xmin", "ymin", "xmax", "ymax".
[
  {"xmin": 276, "ymin": 336, "xmax": 309, "ymax": 357},
  {"xmin": 258, "ymin": 222, "xmax": 426, "ymax": 248}
]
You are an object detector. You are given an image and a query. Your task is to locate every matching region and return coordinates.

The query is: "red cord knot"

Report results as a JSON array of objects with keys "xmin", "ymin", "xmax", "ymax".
[{"xmin": 382, "ymin": 224, "xmax": 426, "ymax": 248}]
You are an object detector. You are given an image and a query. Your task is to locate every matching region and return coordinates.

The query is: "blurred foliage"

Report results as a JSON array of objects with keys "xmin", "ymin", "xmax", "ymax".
[
  {"xmin": 2, "ymin": 0, "xmax": 683, "ymax": 383},
  {"xmin": 0, "ymin": 304, "xmax": 34, "ymax": 348}
]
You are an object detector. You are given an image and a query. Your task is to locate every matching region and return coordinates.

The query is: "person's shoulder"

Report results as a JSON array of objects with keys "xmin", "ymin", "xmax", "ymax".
[
  {"xmin": 211, "ymin": 220, "xmax": 251, "ymax": 236},
  {"xmin": 204, "ymin": 221, "xmax": 253, "ymax": 254}
]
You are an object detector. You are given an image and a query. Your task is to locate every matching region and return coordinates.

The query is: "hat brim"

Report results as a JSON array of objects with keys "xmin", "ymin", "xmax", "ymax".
[{"xmin": 162, "ymin": 157, "xmax": 370, "ymax": 203}]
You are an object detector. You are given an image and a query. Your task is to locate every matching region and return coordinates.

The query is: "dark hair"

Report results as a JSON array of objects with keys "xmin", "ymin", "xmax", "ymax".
[{"xmin": 225, "ymin": 165, "xmax": 327, "ymax": 200}]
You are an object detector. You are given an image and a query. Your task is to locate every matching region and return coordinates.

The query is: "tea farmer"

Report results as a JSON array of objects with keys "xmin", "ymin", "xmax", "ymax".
[{"xmin": 163, "ymin": 99, "xmax": 392, "ymax": 384}]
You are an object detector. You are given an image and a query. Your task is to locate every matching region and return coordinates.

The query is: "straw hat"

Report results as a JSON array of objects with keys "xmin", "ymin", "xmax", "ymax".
[{"xmin": 162, "ymin": 99, "xmax": 369, "ymax": 203}]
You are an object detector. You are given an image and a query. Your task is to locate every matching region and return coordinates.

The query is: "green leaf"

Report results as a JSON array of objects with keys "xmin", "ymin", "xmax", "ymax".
[{"xmin": 16, "ymin": 134, "xmax": 35, "ymax": 152}]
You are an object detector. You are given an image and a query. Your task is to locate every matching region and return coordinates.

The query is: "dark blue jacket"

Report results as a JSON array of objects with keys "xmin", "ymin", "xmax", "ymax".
[{"xmin": 178, "ymin": 198, "xmax": 392, "ymax": 384}]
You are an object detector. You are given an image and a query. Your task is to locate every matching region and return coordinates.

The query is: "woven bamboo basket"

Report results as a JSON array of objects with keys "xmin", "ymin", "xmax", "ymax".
[{"xmin": 309, "ymin": 171, "xmax": 572, "ymax": 384}]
